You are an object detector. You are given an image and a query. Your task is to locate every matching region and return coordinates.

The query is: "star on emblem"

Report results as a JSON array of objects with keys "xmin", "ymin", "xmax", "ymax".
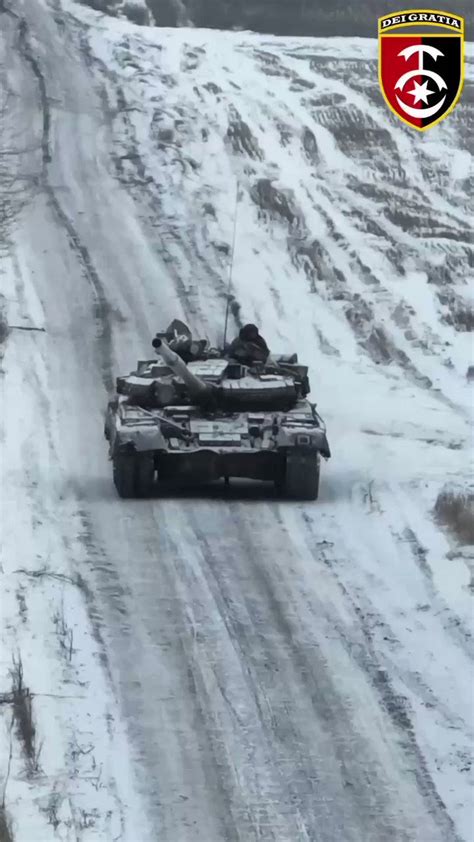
[{"xmin": 407, "ymin": 80, "xmax": 435, "ymax": 104}]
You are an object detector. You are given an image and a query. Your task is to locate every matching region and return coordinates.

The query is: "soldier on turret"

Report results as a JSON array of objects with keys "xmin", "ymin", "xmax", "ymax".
[{"xmin": 227, "ymin": 324, "xmax": 270, "ymax": 366}]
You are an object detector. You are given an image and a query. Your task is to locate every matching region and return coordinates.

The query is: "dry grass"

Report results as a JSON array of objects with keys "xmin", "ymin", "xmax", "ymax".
[
  {"xmin": 434, "ymin": 489, "xmax": 474, "ymax": 545},
  {"xmin": 0, "ymin": 809, "xmax": 13, "ymax": 842},
  {"xmin": 0, "ymin": 318, "xmax": 8, "ymax": 345},
  {"xmin": 53, "ymin": 601, "xmax": 74, "ymax": 662},
  {"xmin": 122, "ymin": 1, "xmax": 150, "ymax": 24},
  {"xmin": 447, "ymin": 305, "xmax": 474, "ymax": 333},
  {"xmin": 0, "ymin": 302, "xmax": 9, "ymax": 345},
  {"xmin": 10, "ymin": 655, "xmax": 40, "ymax": 774},
  {"xmin": 77, "ymin": 0, "xmax": 118, "ymax": 12}
]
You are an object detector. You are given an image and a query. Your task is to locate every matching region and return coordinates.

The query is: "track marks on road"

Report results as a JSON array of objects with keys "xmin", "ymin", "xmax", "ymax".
[{"xmin": 15, "ymin": 10, "xmax": 115, "ymax": 394}]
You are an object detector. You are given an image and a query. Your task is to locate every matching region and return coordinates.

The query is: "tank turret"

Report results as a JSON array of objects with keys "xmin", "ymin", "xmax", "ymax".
[{"xmin": 153, "ymin": 338, "xmax": 214, "ymax": 400}]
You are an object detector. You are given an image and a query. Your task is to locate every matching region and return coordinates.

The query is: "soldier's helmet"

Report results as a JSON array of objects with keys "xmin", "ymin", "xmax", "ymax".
[{"xmin": 240, "ymin": 324, "xmax": 259, "ymax": 341}]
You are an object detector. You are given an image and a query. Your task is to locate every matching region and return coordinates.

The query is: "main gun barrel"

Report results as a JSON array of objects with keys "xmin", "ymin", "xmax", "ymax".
[{"xmin": 153, "ymin": 338, "xmax": 211, "ymax": 398}]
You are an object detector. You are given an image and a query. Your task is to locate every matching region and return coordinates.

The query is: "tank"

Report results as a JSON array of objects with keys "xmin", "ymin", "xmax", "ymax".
[{"xmin": 104, "ymin": 322, "xmax": 331, "ymax": 500}]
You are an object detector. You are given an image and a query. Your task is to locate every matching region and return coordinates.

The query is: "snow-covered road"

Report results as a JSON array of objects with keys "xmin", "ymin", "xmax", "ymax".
[{"xmin": 0, "ymin": 1, "xmax": 472, "ymax": 840}]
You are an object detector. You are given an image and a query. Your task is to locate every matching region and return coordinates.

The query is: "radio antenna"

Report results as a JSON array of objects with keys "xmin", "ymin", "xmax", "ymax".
[{"xmin": 222, "ymin": 180, "xmax": 240, "ymax": 349}]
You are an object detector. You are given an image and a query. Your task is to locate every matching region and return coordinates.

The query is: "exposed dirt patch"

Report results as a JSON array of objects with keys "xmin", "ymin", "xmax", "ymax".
[
  {"xmin": 226, "ymin": 107, "xmax": 263, "ymax": 160},
  {"xmin": 346, "ymin": 178, "xmax": 395, "ymax": 205},
  {"xmin": 275, "ymin": 120, "xmax": 293, "ymax": 147},
  {"xmin": 391, "ymin": 301, "xmax": 414, "ymax": 330},
  {"xmin": 301, "ymin": 127, "xmax": 319, "ymax": 166},
  {"xmin": 322, "ymin": 110, "xmax": 397, "ymax": 167},
  {"xmin": 202, "ymin": 201, "xmax": 216, "ymax": 218},
  {"xmin": 435, "ymin": 489, "xmax": 474, "ymax": 546},
  {"xmin": 0, "ymin": 308, "xmax": 9, "ymax": 345},
  {"xmin": 296, "ymin": 239, "xmax": 345, "ymax": 296},
  {"xmin": 351, "ymin": 255, "xmax": 380, "ymax": 287},
  {"xmin": 384, "ymin": 198, "xmax": 468, "ymax": 240},
  {"xmin": 203, "ymin": 81, "xmax": 222, "ymax": 95},
  {"xmin": 10, "ymin": 655, "xmax": 39, "ymax": 774},
  {"xmin": 253, "ymin": 49, "xmax": 293, "ymax": 79},
  {"xmin": 0, "ymin": 297, "xmax": 9, "ymax": 375},
  {"xmin": 181, "ymin": 47, "xmax": 201, "ymax": 71},
  {"xmin": 158, "ymin": 72, "xmax": 177, "ymax": 88},
  {"xmin": 344, "ymin": 297, "xmax": 432, "ymax": 386},
  {"xmin": 289, "ymin": 77, "xmax": 314, "ymax": 91},
  {"xmin": 313, "ymin": 325, "xmax": 340, "ymax": 357},
  {"xmin": 253, "ymin": 49, "xmax": 317, "ymax": 91},
  {"xmin": 251, "ymin": 178, "xmax": 301, "ymax": 228},
  {"xmin": 0, "ymin": 811, "xmax": 13, "ymax": 842},
  {"xmin": 347, "ymin": 207, "xmax": 388, "ymax": 241},
  {"xmin": 15, "ymin": 587, "xmax": 27, "ymax": 624},
  {"xmin": 427, "ymin": 251, "xmax": 471, "ymax": 288},
  {"xmin": 438, "ymin": 291, "xmax": 474, "ymax": 333},
  {"xmin": 309, "ymin": 93, "xmax": 346, "ymax": 107}
]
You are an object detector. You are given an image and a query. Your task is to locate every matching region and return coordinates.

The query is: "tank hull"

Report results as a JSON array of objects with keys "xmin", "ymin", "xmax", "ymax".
[
  {"xmin": 106, "ymin": 331, "xmax": 330, "ymax": 500},
  {"xmin": 108, "ymin": 409, "xmax": 326, "ymax": 499},
  {"xmin": 156, "ymin": 449, "xmax": 282, "ymax": 483},
  {"xmin": 111, "ymin": 441, "xmax": 321, "ymax": 499}
]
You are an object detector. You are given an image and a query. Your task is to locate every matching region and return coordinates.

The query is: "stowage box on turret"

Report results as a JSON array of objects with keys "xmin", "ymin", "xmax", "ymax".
[{"xmin": 104, "ymin": 320, "xmax": 330, "ymax": 500}]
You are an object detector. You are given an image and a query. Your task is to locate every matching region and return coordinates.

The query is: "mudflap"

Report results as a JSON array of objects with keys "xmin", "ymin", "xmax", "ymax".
[{"xmin": 283, "ymin": 448, "xmax": 320, "ymax": 501}]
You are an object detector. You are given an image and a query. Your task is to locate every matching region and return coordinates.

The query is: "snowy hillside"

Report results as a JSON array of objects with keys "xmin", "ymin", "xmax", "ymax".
[{"xmin": 0, "ymin": 1, "xmax": 473, "ymax": 840}]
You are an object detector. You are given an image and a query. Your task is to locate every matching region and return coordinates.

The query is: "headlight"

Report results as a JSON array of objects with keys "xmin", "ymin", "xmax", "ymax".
[{"xmin": 296, "ymin": 433, "xmax": 312, "ymax": 446}]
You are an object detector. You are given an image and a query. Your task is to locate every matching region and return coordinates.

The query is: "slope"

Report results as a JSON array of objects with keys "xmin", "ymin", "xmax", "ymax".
[{"xmin": 0, "ymin": 1, "xmax": 472, "ymax": 840}]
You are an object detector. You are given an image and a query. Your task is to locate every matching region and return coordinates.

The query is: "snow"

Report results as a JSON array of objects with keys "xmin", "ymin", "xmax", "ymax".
[
  {"xmin": 0, "ymin": 252, "xmax": 148, "ymax": 841},
  {"xmin": 1, "ymin": 0, "xmax": 473, "ymax": 840}
]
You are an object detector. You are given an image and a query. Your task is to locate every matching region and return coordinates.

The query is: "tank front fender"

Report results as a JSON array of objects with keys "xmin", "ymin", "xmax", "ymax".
[
  {"xmin": 316, "ymin": 430, "xmax": 331, "ymax": 459},
  {"xmin": 277, "ymin": 427, "xmax": 330, "ymax": 458},
  {"xmin": 115, "ymin": 426, "xmax": 167, "ymax": 453}
]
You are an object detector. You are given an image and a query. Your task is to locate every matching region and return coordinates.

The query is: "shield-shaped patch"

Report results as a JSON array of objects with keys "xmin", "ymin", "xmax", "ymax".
[{"xmin": 379, "ymin": 10, "xmax": 464, "ymax": 130}]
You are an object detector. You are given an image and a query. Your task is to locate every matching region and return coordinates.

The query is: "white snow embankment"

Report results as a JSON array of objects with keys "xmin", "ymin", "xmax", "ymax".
[{"xmin": 0, "ymin": 249, "xmax": 148, "ymax": 840}]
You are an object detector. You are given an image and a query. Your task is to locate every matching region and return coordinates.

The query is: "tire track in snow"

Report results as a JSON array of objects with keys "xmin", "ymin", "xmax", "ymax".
[
  {"xmin": 87, "ymin": 55, "xmax": 245, "ymax": 336},
  {"xmin": 171, "ymin": 523, "xmax": 307, "ymax": 841},
  {"xmin": 181, "ymin": 502, "xmax": 452, "ymax": 842},
  {"xmin": 15, "ymin": 8, "xmax": 115, "ymax": 395},
  {"xmin": 75, "ymin": 494, "xmax": 252, "ymax": 841},
  {"xmin": 394, "ymin": 525, "xmax": 474, "ymax": 659},
  {"xmin": 294, "ymin": 510, "xmax": 463, "ymax": 841},
  {"xmin": 291, "ymin": 491, "xmax": 472, "ymax": 842},
  {"xmin": 153, "ymin": 508, "xmax": 293, "ymax": 842},
  {"xmin": 85, "ymin": 28, "xmax": 249, "ymax": 336},
  {"xmin": 302, "ymin": 526, "xmax": 460, "ymax": 834}
]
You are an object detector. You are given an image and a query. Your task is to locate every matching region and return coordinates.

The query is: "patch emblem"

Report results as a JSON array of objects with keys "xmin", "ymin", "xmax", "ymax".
[{"xmin": 378, "ymin": 10, "xmax": 464, "ymax": 130}]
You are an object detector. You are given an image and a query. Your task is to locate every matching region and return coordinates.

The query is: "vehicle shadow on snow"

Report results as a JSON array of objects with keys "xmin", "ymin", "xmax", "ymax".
[
  {"xmin": 90, "ymin": 475, "xmax": 343, "ymax": 505},
  {"xmin": 89, "ymin": 475, "xmax": 302, "ymax": 503},
  {"xmin": 150, "ymin": 480, "xmax": 281, "ymax": 502}
]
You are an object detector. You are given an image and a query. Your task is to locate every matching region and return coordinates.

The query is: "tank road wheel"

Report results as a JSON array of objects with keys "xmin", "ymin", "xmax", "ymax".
[
  {"xmin": 113, "ymin": 451, "xmax": 155, "ymax": 499},
  {"xmin": 283, "ymin": 449, "xmax": 320, "ymax": 501}
]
